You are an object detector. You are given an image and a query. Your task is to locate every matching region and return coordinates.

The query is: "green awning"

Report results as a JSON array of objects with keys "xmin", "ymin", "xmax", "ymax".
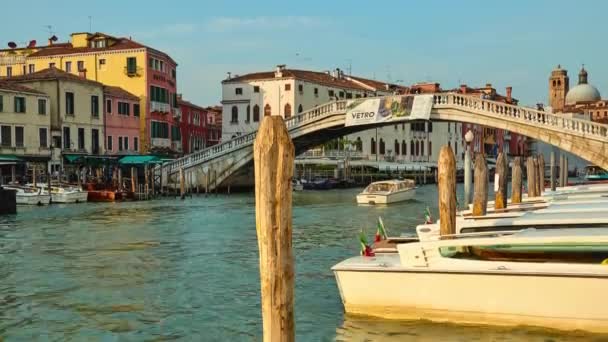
[
  {"xmin": 64, "ymin": 154, "xmax": 83, "ymax": 163},
  {"xmin": 0, "ymin": 154, "xmax": 22, "ymax": 162},
  {"xmin": 118, "ymin": 155, "xmax": 162, "ymax": 165}
]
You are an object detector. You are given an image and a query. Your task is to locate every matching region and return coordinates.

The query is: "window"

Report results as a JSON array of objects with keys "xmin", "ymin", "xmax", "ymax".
[
  {"xmin": 298, "ymin": 84, "xmax": 303, "ymax": 93},
  {"xmin": 14, "ymin": 97, "xmax": 26, "ymax": 113},
  {"xmin": 171, "ymin": 69, "xmax": 176, "ymax": 79},
  {"xmin": 285, "ymin": 84, "xmax": 291, "ymax": 91},
  {"xmin": 371, "ymin": 138, "xmax": 376, "ymax": 154},
  {"xmin": 150, "ymin": 86, "xmax": 169, "ymax": 103},
  {"xmin": 22, "ymin": 66, "xmax": 26, "ymax": 75},
  {"xmin": 253, "ymin": 105, "xmax": 260, "ymax": 122},
  {"xmin": 284, "ymin": 103, "xmax": 291, "ymax": 118},
  {"xmin": 134, "ymin": 104, "xmax": 140, "ymax": 117},
  {"xmin": 134, "ymin": 137, "xmax": 139, "ymax": 152},
  {"xmin": 6, "ymin": 66, "xmax": 12, "ymax": 77},
  {"xmin": 39, "ymin": 128, "xmax": 48, "ymax": 148},
  {"xmin": 78, "ymin": 128, "xmax": 85, "ymax": 150},
  {"xmin": 63, "ymin": 127, "xmax": 71, "ymax": 149},
  {"xmin": 298, "ymin": 104, "xmax": 303, "ymax": 113},
  {"xmin": 15, "ymin": 127, "xmax": 23, "ymax": 147},
  {"xmin": 246, "ymin": 105, "xmax": 251, "ymax": 122},
  {"xmin": 92, "ymin": 129, "xmax": 99, "ymax": 154},
  {"xmin": 402, "ymin": 141, "xmax": 407, "ymax": 156},
  {"xmin": 107, "ymin": 136, "xmax": 113, "ymax": 151},
  {"xmin": 448, "ymin": 122, "xmax": 451, "ymax": 133},
  {"xmin": 77, "ymin": 61, "xmax": 85, "ymax": 71},
  {"xmin": 410, "ymin": 140, "xmax": 414, "ymax": 155},
  {"xmin": 1, "ymin": 126, "xmax": 11, "ymax": 147},
  {"xmin": 38, "ymin": 99, "xmax": 46, "ymax": 115},
  {"xmin": 314, "ymin": 88, "xmax": 319, "ymax": 97},
  {"xmin": 379, "ymin": 139, "xmax": 385, "ymax": 155},
  {"xmin": 428, "ymin": 121, "xmax": 433, "ymax": 132},
  {"xmin": 28, "ymin": 64, "xmax": 35, "ymax": 74},
  {"xmin": 428, "ymin": 141, "xmax": 432, "ymax": 156},
  {"xmin": 0, "ymin": 95, "xmax": 3, "ymax": 112},
  {"xmin": 64, "ymin": 61, "xmax": 72, "ymax": 73},
  {"xmin": 415, "ymin": 141, "xmax": 420, "ymax": 156},
  {"xmin": 118, "ymin": 102, "xmax": 130, "ymax": 115},
  {"xmin": 264, "ymin": 104, "xmax": 271, "ymax": 116},
  {"xmin": 172, "ymin": 93, "xmax": 178, "ymax": 108},
  {"xmin": 151, "ymin": 121, "xmax": 169, "ymax": 139},
  {"xmin": 99, "ymin": 59, "xmax": 106, "ymax": 69},
  {"xmin": 106, "ymin": 99, "xmax": 112, "ymax": 114},
  {"xmin": 124, "ymin": 136, "xmax": 129, "ymax": 150},
  {"xmin": 421, "ymin": 141, "xmax": 425, "ymax": 156},
  {"xmin": 66, "ymin": 92, "xmax": 75, "ymax": 115},
  {"xmin": 339, "ymin": 91, "xmax": 345, "ymax": 98},
  {"xmin": 118, "ymin": 136, "xmax": 123, "ymax": 151},
  {"xmin": 235, "ymin": 88, "xmax": 243, "ymax": 95},
  {"xmin": 171, "ymin": 125, "xmax": 181, "ymax": 141},
  {"xmin": 91, "ymin": 95, "xmax": 99, "ymax": 117},
  {"xmin": 126, "ymin": 57, "xmax": 137, "ymax": 74},
  {"xmin": 230, "ymin": 106, "xmax": 239, "ymax": 123},
  {"xmin": 394, "ymin": 139, "xmax": 400, "ymax": 155},
  {"xmin": 346, "ymin": 93, "xmax": 352, "ymax": 99},
  {"xmin": 49, "ymin": 62, "xmax": 56, "ymax": 68},
  {"xmin": 328, "ymin": 90, "xmax": 335, "ymax": 97},
  {"xmin": 253, "ymin": 86, "xmax": 260, "ymax": 93}
]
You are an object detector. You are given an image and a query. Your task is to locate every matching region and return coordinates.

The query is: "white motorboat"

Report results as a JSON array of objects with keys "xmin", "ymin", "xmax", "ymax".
[
  {"xmin": 356, "ymin": 179, "xmax": 416, "ymax": 205},
  {"xmin": 32, "ymin": 184, "xmax": 88, "ymax": 203},
  {"xmin": 333, "ymin": 228, "xmax": 608, "ymax": 333},
  {"xmin": 292, "ymin": 179, "xmax": 304, "ymax": 191},
  {"xmin": 2, "ymin": 186, "xmax": 51, "ymax": 205}
]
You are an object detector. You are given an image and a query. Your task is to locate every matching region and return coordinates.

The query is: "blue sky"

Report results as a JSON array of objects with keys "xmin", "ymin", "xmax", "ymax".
[{"xmin": 2, "ymin": 0, "xmax": 606, "ymax": 106}]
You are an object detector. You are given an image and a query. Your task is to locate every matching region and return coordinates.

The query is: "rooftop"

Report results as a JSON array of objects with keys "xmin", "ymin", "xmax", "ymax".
[
  {"xmin": 103, "ymin": 85, "xmax": 140, "ymax": 101},
  {"xmin": 178, "ymin": 98, "xmax": 208, "ymax": 112},
  {"xmin": 2, "ymin": 67, "xmax": 103, "ymax": 86},
  {"xmin": 0, "ymin": 81, "xmax": 46, "ymax": 95}
]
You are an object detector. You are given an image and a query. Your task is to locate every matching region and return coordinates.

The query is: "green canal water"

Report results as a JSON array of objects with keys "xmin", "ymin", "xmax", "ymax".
[{"xmin": 0, "ymin": 185, "xmax": 605, "ymax": 341}]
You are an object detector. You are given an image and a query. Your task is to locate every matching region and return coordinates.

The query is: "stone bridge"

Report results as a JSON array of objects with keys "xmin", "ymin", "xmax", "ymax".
[{"xmin": 159, "ymin": 93, "xmax": 608, "ymax": 190}]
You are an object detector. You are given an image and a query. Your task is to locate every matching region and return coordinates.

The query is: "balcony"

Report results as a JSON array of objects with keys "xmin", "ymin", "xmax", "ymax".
[
  {"xmin": 150, "ymin": 101, "xmax": 170, "ymax": 114},
  {"xmin": 151, "ymin": 138, "xmax": 171, "ymax": 148},
  {"xmin": 171, "ymin": 141, "xmax": 182, "ymax": 152},
  {"xmin": 173, "ymin": 107, "xmax": 182, "ymax": 121},
  {"xmin": 0, "ymin": 54, "xmax": 25, "ymax": 66},
  {"xmin": 124, "ymin": 66, "xmax": 143, "ymax": 77}
]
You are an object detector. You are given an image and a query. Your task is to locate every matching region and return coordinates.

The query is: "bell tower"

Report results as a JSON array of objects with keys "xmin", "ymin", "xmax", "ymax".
[{"xmin": 549, "ymin": 65, "xmax": 569, "ymax": 113}]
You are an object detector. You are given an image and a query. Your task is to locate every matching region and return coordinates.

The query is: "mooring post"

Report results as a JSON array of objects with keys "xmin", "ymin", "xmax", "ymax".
[
  {"xmin": 179, "ymin": 168, "xmax": 185, "ymax": 200},
  {"xmin": 533, "ymin": 156, "xmax": 541, "ymax": 197},
  {"xmin": 253, "ymin": 116, "xmax": 295, "ymax": 342},
  {"xmin": 564, "ymin": 157, "xmax": 569, "ymax": 187},
  {"xmin": 11, "ymin": 165, "xmax": 16, "ymax": 183},
  {"xmin": 538, "ymin": 154, "xmax": 545, "ymax": 196},
  {"xmin": 494, "ymin": 152, "xmax": 508, "ymax": 210},
  {"xmin": 472, "ymin": 153, "xmax": 488, "ymax": 216},
  {"xmin": 438, "ymin": 145, "xmax": 456, "ymax": 236},
  {"xmin": 214, "ymin": 170, "xmax": 218, "ymax": 196},
  {"xmin": 464, "ymin": 147, "xmax": 472, "ymax": 207},
  {"xmin": 550, "ymin": 150, "xmax": 556, "ymax": 191},
  {"xmin": 0, "ymin": 188, "xmax": 17, "ymax": 215},
  {"xmin": 559, "ymin": 154, "xmax": 565, "ymax": 187},
  {"xmin": 205, "ymin": 171, "xmax": 210, "ymax": 197},
  {"xmin": 33, "ymin": 164, "xmax": 37, "ymax": 188},
  {"xmin": 526, "ymin": 157, "xmax": 537, "ymax": 197},
  {"xmin": 511, "ymin": 157, "xmax": 522, "ymax": 204},
  {"xmin": 131, "ymin": 167, "xmax": 136, "ymax": 194}
]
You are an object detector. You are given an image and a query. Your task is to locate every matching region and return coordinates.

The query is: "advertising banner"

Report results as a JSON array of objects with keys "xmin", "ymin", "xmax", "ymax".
[{"xmin": 345, "ymin": 95, "xmax": 434, "ymax": 127}]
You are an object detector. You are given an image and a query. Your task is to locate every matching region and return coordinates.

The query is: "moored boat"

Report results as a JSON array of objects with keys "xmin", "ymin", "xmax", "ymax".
[
  {"xmin": 2, "ymin": 185, "xmax": 51, "ymax": 205},
  {"xmin": 583, "ymin": 165, "xmax": 608, "ymax": 182},
  {"xmin": 332, "ymin": 228, "xmax": 608, "ymax": 333},
  {"xmin": 27, "ymin": 183, "xmax": 88, "ymax": 203},
  {"xmin": 356, "ymin": 179, "xmax": 416, "ymax": 205}
]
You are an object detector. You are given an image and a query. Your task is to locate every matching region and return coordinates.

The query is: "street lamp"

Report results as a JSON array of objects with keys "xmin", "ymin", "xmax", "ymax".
[{"xmin": 464, "ymin": 129, "xmax": 474, "ymax": 206}]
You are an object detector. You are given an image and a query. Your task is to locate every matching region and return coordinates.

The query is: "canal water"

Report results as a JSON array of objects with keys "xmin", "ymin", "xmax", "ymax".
[{"xmin": 0, "ymin": 185, "xmax": 605, "ymax": 341}]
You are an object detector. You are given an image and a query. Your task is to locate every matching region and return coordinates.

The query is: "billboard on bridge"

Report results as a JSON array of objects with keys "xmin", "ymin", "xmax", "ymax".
[{"xmin": 344, "ymin": 94, "xmax": 434, "ymax": 126}]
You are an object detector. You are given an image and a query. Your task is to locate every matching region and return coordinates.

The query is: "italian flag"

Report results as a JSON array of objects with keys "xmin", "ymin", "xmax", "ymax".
[
  {"xmin": 375, "ymin": 217, "xmax": 387, "ymax": 242},
  {"xmin": 424, "ymin": 207, "xmax": 433, "ymax": 224},
  {"xmin": 359, "ymin": 231, "xmax": 375, "ymax": 257}
]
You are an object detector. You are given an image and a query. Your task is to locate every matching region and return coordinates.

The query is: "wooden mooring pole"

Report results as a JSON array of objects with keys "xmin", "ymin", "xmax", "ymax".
[
  {"xmin": 538, "ymin": 154, "xmax": 545, "ymax": 196},
  {"xmin": 438, "ymin": 145, "xmax": 456, "ymax": 236},
  {"xmin": 526, "ymin": 157, "xmax": 537, "ymax": 197},
  {"xmin": 179, "ymin": 168, "xmax": 185, "ymax": 200},
  {"xmin": 550, "ymin": 150, "xmax": 556, "ymax": 191},
  {"xmin": 253, "ymin": 116, "xmax": 295, "ymax": 342},
  {"xmin": 533, "ymin": 156, "xmax": 541, "ymax": 197},
  {"xmin": 494, "ymin": 152, "xmax": 508, "ymax": 210},
  {"xmin": 472, "ymin": 153, "xmax": 488, "ymax": 216},
  {"xmin": 511, "ymin": 157, "xmax": 522, "ymax": 204},
  {"xmin": 131, "ymin": 167, "xmax": 136, "ymax": 194}
]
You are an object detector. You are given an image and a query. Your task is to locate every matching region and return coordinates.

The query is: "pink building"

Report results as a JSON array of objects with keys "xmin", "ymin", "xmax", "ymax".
[{"xmin": 103, "ymin": 86, "xmax": 141, "ymax": 155}]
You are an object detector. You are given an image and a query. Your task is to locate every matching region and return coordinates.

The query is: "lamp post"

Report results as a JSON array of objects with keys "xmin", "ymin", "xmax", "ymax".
[{"xmin": 464, "ymin": 129, "xmax": 474, "ymax": 206}]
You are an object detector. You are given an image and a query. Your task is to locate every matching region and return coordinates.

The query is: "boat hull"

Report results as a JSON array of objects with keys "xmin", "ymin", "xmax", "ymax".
[
  {"xmin": 51, "ymin": 191, "xmax": 89, "ymax": 203},
  {"xmin": 334, "ymin": 268, "xmax": 608, "ymax": 333},
  {"xmin": 16, "ymin": 194, "xmax": 51, "ymax": 205},
  {"xmin": 87, "ymin": 190, "xmax": 118, "ymax": 202},
  {"xmin": 356, "ymin": 188, "xmax": 416, "ymax": 204}
]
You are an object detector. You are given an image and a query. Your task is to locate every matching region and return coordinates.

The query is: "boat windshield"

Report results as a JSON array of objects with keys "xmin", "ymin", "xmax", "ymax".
[
  {"xmin": 586, "ymin": 166, "xmax": 608, "ymax": 175},
  {"xmin": 365, "ymin": 183, "xmax": 393, "ymax": 193}
]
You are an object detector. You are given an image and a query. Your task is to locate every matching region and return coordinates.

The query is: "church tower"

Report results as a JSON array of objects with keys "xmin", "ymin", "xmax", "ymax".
[{"xmin": 549, "ymin": 65, "xmax": 569, "ymax": 113}]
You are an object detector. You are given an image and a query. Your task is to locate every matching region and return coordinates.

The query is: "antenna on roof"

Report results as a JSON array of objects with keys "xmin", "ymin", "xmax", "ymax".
[
  {"xmin": 345, "ymin": 59, "xmax": 352, "ymax": 75},
  {"xmin": 44, "ymin": 25, "xmax": 55, "ymax": 36},
  {"xmin": 88, "ymin": 16, "xmax": 93, "ymax": 32},
  {"xmin": 7, "ymin": 42, "xmax": 17, "ymax": 49}
]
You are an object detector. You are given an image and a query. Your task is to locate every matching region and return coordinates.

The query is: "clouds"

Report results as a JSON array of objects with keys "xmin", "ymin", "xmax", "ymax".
[{"xmin": 203, "ymin": 16, "xmax": 326, "ymax": 32}]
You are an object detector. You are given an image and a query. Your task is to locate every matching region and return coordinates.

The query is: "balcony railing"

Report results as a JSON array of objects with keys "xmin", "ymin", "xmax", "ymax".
[
  {"xmin": 150, "ymin": 101, "xmax": 170, "ymax": 113},
  {"xmin": 173, "ymin": 107, "xmax": 182, "ymax": 120},
  {"xmin": 171, "ymin": 141, "xmax": 182, "ymax": 152},
  {"xmin": 124, "ymin": 66, "xmax": 143, "ymax": 77},
  {"xmin": 151, "ymin": 138, "xmax": 171, "ymax": 148},
  {"xmin": 0, "ymin": 55, "xmax": 25, "ymax": 66}
]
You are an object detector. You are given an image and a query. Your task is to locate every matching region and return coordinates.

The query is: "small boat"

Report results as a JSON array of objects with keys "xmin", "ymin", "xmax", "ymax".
[
  {"xmin": 583, "ymin": 165, "xmax": 608, "ymax": 182},
  {"xmin": 27, "ymin": 183, "xmax": 88, "ymax": 204},
  {"xmin": 332, "ymin": 228, "xmax": 608, "ymax": 333},
  {"xmin": 292, "ymin": 179, "xmax": 304, "ymax": 191},
  {"xmin": 2, "ymin": 185, "xmax": 51, "ymax": 205},
  {"xmin": 356, "ymin": 179, "xmax": 416, "ymax": 205},
  {"xmin": 303, "ymin": 178, "xmax": 335, "ymax": 190}
]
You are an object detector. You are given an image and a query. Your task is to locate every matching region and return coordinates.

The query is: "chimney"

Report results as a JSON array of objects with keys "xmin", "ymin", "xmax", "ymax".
[
  {"xmin": 177, "ymin": 93, "xmax": 183, "ymax": 100},
  {"xmin": 226, "ymin": 72, "xmax": 232, "ymax": 79},
  {"xmin": 506, "ymin": 86, "xmax": 512, "ymax": 101},
  {"xmin": 460, "ymin": 84, "xmax": 467, "ymax": 94},
  {"xmin": 275, "ymin": 64, "xmax": 286, "ymax": 78},
  {"xmin": 332, "ymin": 68, "xmax": 341, "ymax": 79},
  {"xmin": 485, "ymin": 83, "xmax": 492, "ymax": 89}
]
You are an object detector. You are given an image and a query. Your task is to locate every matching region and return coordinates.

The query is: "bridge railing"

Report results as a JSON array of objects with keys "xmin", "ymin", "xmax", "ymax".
[
  {"xmin": 434, "ymin": 93, "xmax": 608, "ymax": 139},
  {"xmin": 164, "ymin": 100, "xmax": 346, "ymax": 172}
]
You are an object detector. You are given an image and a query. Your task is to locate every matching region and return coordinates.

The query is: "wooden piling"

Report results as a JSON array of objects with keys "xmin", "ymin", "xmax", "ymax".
[
  {"xmin": 131, "ymin": 167, "xmax": 136, "ymax": 193},
  {"xmin": 144, "ymin": 165, "xmax": 149, "ymax": 197},
  {"xmin": 550, "ymin": 150, "xmax": 556, "ymax": 191},
  {"xmin": 214, "ymin": 170, "xmax": 218, "ymax": 195},
  {"xmin": 564, "ymin": 157, "xmax": 569, "ymax": 187},
  {"xmin": 538, "ymin": 154, "xmax": 545, "ymax": 196},
  {"xmin": 118, "ymin": 168, "xmax": 122, "ymax": 191},
  {"xmin": 11, "ymin": 165, "xmax": 15, "ymax": 183},
  {"xmin": 533, "ymin": 157, "xmax": 541, "ymax": 196},
  {"xmin": 438, "ymin": 145, "xmax": 456, "ymax": 236},
  {"xmin": 179, "ymin": 168, "xmax": 185, "ymax": 200},
  {"xmin": 33, "ymin": 165, "xmax": 37, "ymax": 187},
  {"xmin": 472, "ymin": 153, "xmax": 488, "ymax": 216},
  {"xmin": 205, "ymin": 171, "xmax": 210, "ymax": 196},
  {"xmin": 559, "ymin": 154, "xmax": 565, "ymax": 187},
  {"xmin": 0, "ymin": 188, "xmax": 17, "ymax": 215},
  {"xmin": 494, "ymin": 152, "xmax": 508, "ymax": 210},
  {"xmin": 511, "ymin": 157, "xmax": 522, "ymax": 204},
  {"xmin": 253, "ymin": 116, "xmax": 295, "ymax": 342},
  {"xmin": 526, "ymin": 157, "xmax": 537, "ymax": 197}
]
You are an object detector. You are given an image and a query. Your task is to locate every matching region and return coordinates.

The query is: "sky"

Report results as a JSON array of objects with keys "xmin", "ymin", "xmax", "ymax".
[{"xmin": 2, "ymin": 0, "xmax": 606, "ymax": 106}]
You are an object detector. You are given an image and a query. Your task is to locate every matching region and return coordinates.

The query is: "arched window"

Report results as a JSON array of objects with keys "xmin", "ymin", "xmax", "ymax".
[
  {"xmin": 231, "ymin": 106, "xmax": 238, "ymax": 123},
  {"xmin": 394, "ymin": 139, "xmax": 400, "ymax": 155},
  {"xmin": 455, "ymin": 143, "xmax": 458, "ymax": 157},
  {"xmin": 557, "ymin": 80, "xmax": 561, "ymax": 86},
  {"xmin": 356, "ymin": 137, "xmax": 362, "ymax": 152},
  {"xmin": 410, "ymin": 140, "xmax": 415, "ymax": 155},
  {"xmin": 415, "ymin": 141, "xmax": 420, "ymax": 156},
  {"xmin": 552, "ymin": 80, "xmax": 556, "ymax": 87},
  {"xmin": 284, "ymin": 103, "xmax": 292, "ymax": 118},
  {"xmin": 421, "ymin": 141, "xmax": 425, "ymax": 156},
  {"xmin": 264, "ymin": 104, "xmax": 271, "ymax": 116},
  {"xmin": 253, "ymin": 105, "xmax": 260, "ymax": 122},
  {"xmin": 448, "ymin": 141, "xmax": 451, "ymax": 150},
  {"xmin": 402, "ymin": 140, "xmax": 407, "ymax": 156},
  {"xmin": 428, "ymin": 141, "xmax": 432, "ymax": 156},
  {"xmin": 246, "ymin": 105, "xmax": 251, "ymax": 122},
  {"xmin": 371, "ymin": 138, "xmax": 376, "ymax": 154},
  {"xmin": 298, "ymin": 104, "xmax": 303, "ymax": 113},
  {"xmin": 379, "ymin": 139, "xmax": 385, "ymax": 155}
]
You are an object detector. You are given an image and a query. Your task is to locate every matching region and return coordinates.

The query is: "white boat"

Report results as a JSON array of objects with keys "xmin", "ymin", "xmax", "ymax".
[
  {"xmin": 333, "ymin": 228, "xmax": 608, "ymax": 333},
  {"xmin": 31, "ymin": 184, "xmax": 88, "ymax": 203},
  {"xmin": 2, "ymin": 186, "xmax": 51, "ymax": 205},
  {"xmin": 356, "ymin": 179, "xmax": 416, "ymax": 205},
  {"xmin": 292, "ymin": 179, "xmax": 304, "ymax": 191}
]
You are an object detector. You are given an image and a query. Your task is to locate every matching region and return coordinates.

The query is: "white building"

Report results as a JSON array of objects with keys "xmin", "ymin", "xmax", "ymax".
[{"xmin": 221, "ymin": 65, "xmax": 463, "ymax": 165}]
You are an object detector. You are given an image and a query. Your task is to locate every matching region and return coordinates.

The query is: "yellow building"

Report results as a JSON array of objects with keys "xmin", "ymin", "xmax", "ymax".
[{"xmin": 0, "ymin": 32, "xmax": 179, "ymax": 154}]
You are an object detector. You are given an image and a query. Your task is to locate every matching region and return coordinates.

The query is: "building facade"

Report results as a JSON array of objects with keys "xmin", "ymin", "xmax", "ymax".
[
  {"xmin": 0, "ymin": 32, "xmax": 179, "ymax": 154},
  {"xmin": 549, "ymin": 65, "xmax": 607, "ymax": 123},
  {"xmin": 103, "ymin": 86, "xmax": 140, "ymax": 155},
  {"xmin": 178, "ymin": 96, "xmax": 207, "ymax": 154},
  {"xmin": 206, "ymin": 106, "xmax": 222, "ymax": 147}
]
